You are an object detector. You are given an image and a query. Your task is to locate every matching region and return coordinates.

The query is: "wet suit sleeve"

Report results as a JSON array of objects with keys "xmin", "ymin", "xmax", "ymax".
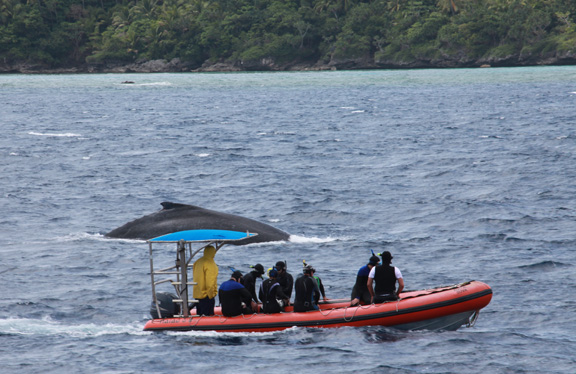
[
  {"xmin": 318, "ymin": 278, "xmax": 326, "ymax": 299},
  {"xmin": 244, "ymin": 274, "xmax": 259, "ymax": 302},
  {"xmin": 240, "ymin": 287, "xmax": 253, "ymax": 305},
  {"xmin": 312, "ymin": 278, "xmax": 321, "ymax": 303},
  {"xmin": 276, "ymin": 285, "xmax": 289, "ymax": 301},
  {"xmin": 251, "ymin": 281, "xmax": 259, "ymax": 302},
  {"xmin": 286, "ymin": 273, "xmax": 294, "ymax": 298},
  {"xmin": 259, "ymin": 283, "xmax": 264, "ymax": 302}
]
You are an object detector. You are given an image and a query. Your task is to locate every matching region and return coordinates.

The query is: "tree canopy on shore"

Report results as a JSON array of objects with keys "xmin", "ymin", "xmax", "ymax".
[{"xmin": 1, "ymin": 0, "xmax": 576, "ymax": 71}]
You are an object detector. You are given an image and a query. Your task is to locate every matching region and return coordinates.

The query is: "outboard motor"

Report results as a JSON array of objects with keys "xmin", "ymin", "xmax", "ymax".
[{"xmin": 150, "ymin": 292, "xmax": 180, "ymax": 319}]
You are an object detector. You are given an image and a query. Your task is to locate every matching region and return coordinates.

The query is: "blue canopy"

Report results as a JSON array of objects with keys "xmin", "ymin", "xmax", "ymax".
[{"xmin": 148, "ymin": 229, "xmax": 257, "ymax": 243}]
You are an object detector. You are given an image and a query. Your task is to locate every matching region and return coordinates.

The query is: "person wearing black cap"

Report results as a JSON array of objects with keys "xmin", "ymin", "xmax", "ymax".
[
  {"xmin": 242, "ymin": 263, "xmax": 265, "ymax": 303},
  {"xmin": 259, "ymin": 268, "xmax": 290, "ymax": 313},
  {"xmin": 368, "ymin": 251, "xmax": 404, "ymax": 303},
  {"xmin": 293, "ymin": 265, "xmax": 320, "ymax": 312},
  {"xmin": 275, "ymin": 261, "xmax": 294, "ymax": 300},
  {"xmin": 218, "ymin": 270, "xmax": 257, "ymax": 317},
  {"xmin": 350, "ymin": 255, "xmax": 381, "ymax": 306}
]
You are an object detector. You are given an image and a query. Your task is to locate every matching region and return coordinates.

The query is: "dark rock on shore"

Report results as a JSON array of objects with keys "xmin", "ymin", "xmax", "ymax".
[{"xmin": 0, "ymin": 58, "xmax": 193, "ymax": 74}]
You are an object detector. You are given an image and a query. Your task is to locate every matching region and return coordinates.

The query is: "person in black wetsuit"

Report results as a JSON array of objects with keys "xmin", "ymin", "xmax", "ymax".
[
  {"xmin": 293, "ymin": 265, "xmax": 320, "ymax": 312},
  {"xmin": 303, "ymin": 261, "xmax": 327, "ymax": 303},
  {"xmin": 275, "ymin": 261, "xmax": 294, "ymax": 300},
  {"xmin": 242, "ymin": 263, "xmax": 265, "ymax": 303},
  {"xmin": 368, "ymin": 251, "xmax": 404, "ymax": 303},
  {"xmin": 259, "ymin": 268, "xmax": 290, "ymax": 313},
  {"xmin": 350, "ymin": 255, "xmax": 381, "ymax": 306},
  {"xmin": 218, "ymin": 270, "xmax": 257, "ymax": 317}
]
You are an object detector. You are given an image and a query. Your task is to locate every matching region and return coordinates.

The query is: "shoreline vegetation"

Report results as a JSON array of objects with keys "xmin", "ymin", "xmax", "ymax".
[{"xmin": 2, "ymin": 0, "xmax": 576, "ymax": 74}]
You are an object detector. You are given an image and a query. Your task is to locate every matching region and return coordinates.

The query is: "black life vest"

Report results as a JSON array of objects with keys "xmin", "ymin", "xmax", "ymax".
[{"xmin": 374, "ymin": 265, "xmax": 397, "ymax": 295}]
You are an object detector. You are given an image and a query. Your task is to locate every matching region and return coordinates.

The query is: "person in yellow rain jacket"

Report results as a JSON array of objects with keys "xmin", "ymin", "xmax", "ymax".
[{"xmin": 192, "ymin": 245, "xmax": 218, "ymax": 315}]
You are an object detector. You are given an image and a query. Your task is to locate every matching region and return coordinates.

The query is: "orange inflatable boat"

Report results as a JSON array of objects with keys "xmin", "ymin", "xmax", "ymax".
[
  {"xmin": 143, "ymin": 230, "xmax": 492, "ymax": 332},
  {"xmin": 144, "ymin": 280, "xmax": 492, "ymax": 332}
]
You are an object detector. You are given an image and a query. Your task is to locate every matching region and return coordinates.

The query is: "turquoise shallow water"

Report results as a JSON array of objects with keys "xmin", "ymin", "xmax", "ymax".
[{"xmin": 1, "ymin": 67, "xmax": 575, "ymax": 373}]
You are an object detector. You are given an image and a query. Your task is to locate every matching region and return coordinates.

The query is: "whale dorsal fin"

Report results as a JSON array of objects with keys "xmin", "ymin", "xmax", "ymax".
[{"xmin": 160, "ymin": 202, "xmax": 188, "ymax": 210}]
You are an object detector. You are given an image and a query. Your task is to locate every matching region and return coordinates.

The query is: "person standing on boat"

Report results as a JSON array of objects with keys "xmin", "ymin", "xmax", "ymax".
[
  {"xmin": 219, "ymin": 270, "xmax": 258, "ymax": 317},
  {"xmin": 242, "ymin": 263, "xmax": 265, "ymax": 303},
  {"xmin": 275, "ymin": 261, "xmax": 294, "ymax": 300},
  {"xmin": 293, "ymin": 265, "xmax": 320, "ymax": 312},
  {"xmin": 368, "ymin": 251, "xmax": 404, "ymax": 303},
  {"xmin": 259, "ymin": 268, "xmax": 290, "ymax": 313},
  {"xmin": 192, "ymin": 245, "xmax": 218, "ymax": 316},
  {"xmin": 350, "ymin": 255, "xmax": 381, "ymax": 306}
]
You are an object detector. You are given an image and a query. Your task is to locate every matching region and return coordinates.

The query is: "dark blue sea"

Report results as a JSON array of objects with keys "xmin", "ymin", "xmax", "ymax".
[{"xmin": 1, "ymin": 67, "xmax": 575, "ymax": 373}]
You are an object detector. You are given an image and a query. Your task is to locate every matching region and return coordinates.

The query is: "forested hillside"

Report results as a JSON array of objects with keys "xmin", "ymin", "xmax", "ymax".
[{"xmin": 2, "ymin": 0, "xmax": 576, "ymax": 72}]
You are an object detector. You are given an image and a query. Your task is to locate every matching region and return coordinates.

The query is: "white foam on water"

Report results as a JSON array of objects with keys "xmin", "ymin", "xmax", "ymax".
[
  {"xmin": 166, "ymin": 325, "xmax": 299, "ymax": 338},
  {"xmin": 0, "ymin": 317, "xmax": 148, "ymax": 337},
  {"xmin": 138, "ymin": 82, "xmax": 173, "ymax": 86},
  {"xmin": 289, "ymin": 235, "xmax": 340, "ymax": 244},
  {"xmin": 28, "ymin": 131, "xmax": 82, "ymax": 137}
]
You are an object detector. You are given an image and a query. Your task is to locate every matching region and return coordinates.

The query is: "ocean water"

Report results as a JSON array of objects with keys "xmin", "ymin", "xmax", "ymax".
[{"xmin": 1, "ymin": 67, "xmax": 575, "ymax": 373}]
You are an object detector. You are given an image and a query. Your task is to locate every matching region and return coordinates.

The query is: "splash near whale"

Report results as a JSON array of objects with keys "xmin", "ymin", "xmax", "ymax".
[{"xmin": 105, "ymin": 202, "xmax": 290, "ymax": 244}]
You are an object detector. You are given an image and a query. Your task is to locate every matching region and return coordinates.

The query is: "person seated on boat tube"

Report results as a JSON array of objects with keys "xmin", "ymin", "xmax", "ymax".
[
  {"xmin": 259, "ymin": 268, "xmax": 290, "ymax": 313},
  {"xmin": 275, "ymin": 261, "xmax": 294, "ymax": 300},
  {"xmin": 350, "ymin": 255, "xmax": 381, "ymax": 306},
  {"xmin": 293, "ymin": 265, "xmax": 321, "ymax": 312},
  {"xmin": 219, "ymin": 270, "xmax": 258, "ymax": 317},
  {"xmin": 242, "ymin": 263, "xmax": 265, "ymax": 304},
  {"xmin": 303, "ymin": 261, "xmax": 328, "ymax": 303},
  {"xmin": 368, "ymin": 251, "xmax": 404, "ymax": 303},
  {"xmin": 192, "ymin": 245, "xmax": 218, "ymax": 316}
]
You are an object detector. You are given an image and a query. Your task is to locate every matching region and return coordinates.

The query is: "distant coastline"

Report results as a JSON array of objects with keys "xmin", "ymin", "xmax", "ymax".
[
  {"xmin": 3, "ymin": 51, "xmax": 576, "ymax": 75},
  {"xmin": 3, "ymin": 0, "xmax": 576, "ymax": 75}
]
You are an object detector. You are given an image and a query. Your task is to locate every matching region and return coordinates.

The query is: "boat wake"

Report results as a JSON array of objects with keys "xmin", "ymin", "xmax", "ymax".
[
  {"xmin": 166, "ymin": 328, "xmax": 289, "ymax": 338},
  {"xmin": 0, "ymin": 317, "xmax": 148, "ymax": 337}
]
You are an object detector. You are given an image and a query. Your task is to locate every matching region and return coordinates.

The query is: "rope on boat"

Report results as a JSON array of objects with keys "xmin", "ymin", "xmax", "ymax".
[
  {"xmin": 241, "ymin": 313, "xmax": 259, "ymax": 320},
  {"xmin": 398, "ymin": 281, "xmax": 473, "ymax": 301},
  {"xmin": 317, "ymin": 307, "xmax": 334, "ymax": 317},
  {"xmin": 184, "ymin": 281, "xmax": 477, "ymax": 327},
  {"xmin": 341, "ymin": 303, "xmax": 374, "ymax": 322},
  {"xmin": 314, "ymin": 301, "xmax": 372, "ymax": 322},
  {"xmin": 209, "ymin": 312, "xmax": 267, "ymax": 324},
  {"xmin": 344, "ymin": 280, "xmax": 474, "ymax": 317},
  {"xmin": 187, "ymin": 315, "xmax": 203, "ymax": 327}
]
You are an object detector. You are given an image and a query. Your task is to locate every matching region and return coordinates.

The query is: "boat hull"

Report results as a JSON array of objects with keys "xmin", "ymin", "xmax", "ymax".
[{"xmin": 143, "ymin": 281, "xmax": 492, "ymax": 333}]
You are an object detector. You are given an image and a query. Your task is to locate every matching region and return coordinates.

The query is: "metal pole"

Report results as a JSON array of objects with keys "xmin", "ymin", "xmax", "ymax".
[
  {"xmin": 178, "ymin": 240, "xmax": 189, "ymax": 317},
  {"xmin": 149, "ymin": 242, "xmax": 161, "ymax": 319}
]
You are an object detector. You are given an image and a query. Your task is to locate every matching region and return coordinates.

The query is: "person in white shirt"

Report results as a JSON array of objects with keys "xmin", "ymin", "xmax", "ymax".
[{"xmin": 367, "ymin": 251, "xmax": 404, "ymax": 303}]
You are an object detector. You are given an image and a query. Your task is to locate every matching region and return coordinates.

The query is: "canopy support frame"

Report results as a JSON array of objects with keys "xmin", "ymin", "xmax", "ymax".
[{"xmin": 147, "ymin": 230, "xmax": 257, "ymax": 319}]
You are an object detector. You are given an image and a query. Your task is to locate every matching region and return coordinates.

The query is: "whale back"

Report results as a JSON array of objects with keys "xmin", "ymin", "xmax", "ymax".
[{"xmin": 105, "ymin": 202, "xmax": 289, "ymax": 244}]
